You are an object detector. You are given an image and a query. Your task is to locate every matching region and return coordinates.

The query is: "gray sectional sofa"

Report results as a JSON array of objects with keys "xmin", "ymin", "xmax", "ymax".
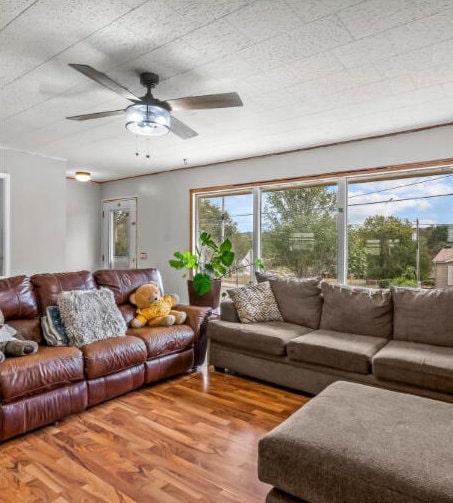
[{"xmin": 208, "ymin": 273, "xmax": 453, "ymax": 403}]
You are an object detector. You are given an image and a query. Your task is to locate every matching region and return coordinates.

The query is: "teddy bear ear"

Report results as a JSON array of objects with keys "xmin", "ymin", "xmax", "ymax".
[{"xmin": 129, "ymin": 293, "xmax": 137, "ymax": 305}]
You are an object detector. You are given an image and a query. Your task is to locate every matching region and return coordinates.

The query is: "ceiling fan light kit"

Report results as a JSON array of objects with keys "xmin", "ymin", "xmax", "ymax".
[
  {"xmin": 66, "ymin": 64, "xmax": 243, "ymax": 139},
  {"xmin": 125, "ymin": 103, "xmax": 170, "ymax": 136}
]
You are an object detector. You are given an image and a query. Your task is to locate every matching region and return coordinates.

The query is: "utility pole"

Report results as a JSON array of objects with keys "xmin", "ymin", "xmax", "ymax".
[
  {"xmin": 221, "ymin": 197, "xmax": 225, "ymax": 241},
  {"xmin": 416, "ymin": 218, "xmax": 421, "ymax": 288}
]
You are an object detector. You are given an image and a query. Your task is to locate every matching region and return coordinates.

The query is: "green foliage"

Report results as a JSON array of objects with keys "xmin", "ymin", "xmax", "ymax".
[
  {"xmin": 262, "ymin": 186, "xmax": 337, "ymax": 277},
  {"xmin": 169, "ymin": 231, "xmax": 262, "ymax": 295},
  {"xmin": 358, "ymin": 216, "xmax": 431, "ymax": 282},
  {"xmin": 348, "ymin": 226, "xmax": 367, "ymax": 278},
  {"xmin": 421, "ymin": 225, "xmax": 449, "ymax": 258},
  {"xmin": 198, "ymin": 198, "xmax": 254, "ymax": 270}
]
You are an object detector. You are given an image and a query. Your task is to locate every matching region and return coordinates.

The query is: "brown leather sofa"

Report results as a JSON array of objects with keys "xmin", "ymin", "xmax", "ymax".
[{"xmin": 0, "ymin": 268, "xmax": 211, "ymax": 441}]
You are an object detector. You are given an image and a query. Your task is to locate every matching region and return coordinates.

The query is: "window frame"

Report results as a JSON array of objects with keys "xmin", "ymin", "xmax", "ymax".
[{"xmin": 191, "ymin": 159, "xmax": 453, "ymax": 285}]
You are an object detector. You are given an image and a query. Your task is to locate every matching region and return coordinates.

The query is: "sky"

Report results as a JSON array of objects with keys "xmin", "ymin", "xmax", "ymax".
[
  {"xmin": 204, "ymin": 173, "xmax": 453, "ymax": 233},
  {"xmin": 348, "ymin": 173, "xmax": 453, "ymax": 227}
]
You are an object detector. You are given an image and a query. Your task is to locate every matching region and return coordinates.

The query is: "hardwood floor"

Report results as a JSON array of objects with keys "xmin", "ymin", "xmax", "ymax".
[{"xmin": 0, "ymin": 368, "xmax": 309, "ymax": 503}]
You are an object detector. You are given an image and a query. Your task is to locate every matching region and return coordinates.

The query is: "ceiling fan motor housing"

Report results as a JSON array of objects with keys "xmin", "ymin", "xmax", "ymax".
[{"xmin": 140, "ymin": 71, "xmax": 159, "ymax": 88}]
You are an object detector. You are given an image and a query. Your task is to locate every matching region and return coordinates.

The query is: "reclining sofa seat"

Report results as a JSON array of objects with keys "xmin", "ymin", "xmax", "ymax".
[
  {"xmin": 31, "ymin": 270, "xmax": 147, "ymax": 407},
  {"xmin": 93, "ymin": 268, "xmax": 211, "ymax": 383},
  {"xmin": 0, "ymin": 275, "xmax": 87, "ymax": 440},
  {"xmin": 0, "ymin": 268, "xmax": 211, "ymax": 441}
]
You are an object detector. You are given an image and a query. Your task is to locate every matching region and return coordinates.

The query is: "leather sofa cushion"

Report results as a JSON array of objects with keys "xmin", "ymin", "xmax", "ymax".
[
  {"xmin": 320, "ymin": 282, "xmax": 393, "ymax": 338},
  {"xmin": 127, "ymin": 325, "xmax": 194, "ymax": 358},
  {"xmin": 256, "ymin": 272, "xmax": 322, "ymax": 329},
  {"xmin": 119, "ymin": 304, "xmax": 136, "ymax": 325},
  {"xmin": 7, "ymin": 318, "xmax": 41, "ymax": 343},
  {"xmin": 0, "ymin": 346, "xmax": 84, "ymax": 403},
  {"xmin": 81, "ymin": 335, "xmax": 147, "ymax": 379},
  {"xmin": 208, "ymin": 320, "xmax": 312, "ymax": 356},
  {"xmin": 392, "ymin": 287, "xmax": 453, "ymax": 346},
  {"xmin": 31, "ymin": 271, "xmax": 96, "ymax": 315},
  {"xmin": 287, "ymin": 329, "xmax": 388, "ymax": 374},
  {"xmin": 0, "ymin": 275, "xmax": 39, "ymax": 320},
  {"xmin": 373, "ymin": 340, "xmax": 453, "ymax": 393},
  {"xmin": 94, "ymin": 268, "xmax": 164, "ymax": 306}
]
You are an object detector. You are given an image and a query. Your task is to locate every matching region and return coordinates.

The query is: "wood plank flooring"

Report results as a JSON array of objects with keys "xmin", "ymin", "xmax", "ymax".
[{"xmin": 0, "ymin": 368, "xmax": 309, "ymax": 503}]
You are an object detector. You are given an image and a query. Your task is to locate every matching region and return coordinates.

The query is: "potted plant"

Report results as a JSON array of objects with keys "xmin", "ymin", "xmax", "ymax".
[{"xmin": 169, "ymin": 231, "xmax": 262, "ymax": 308}]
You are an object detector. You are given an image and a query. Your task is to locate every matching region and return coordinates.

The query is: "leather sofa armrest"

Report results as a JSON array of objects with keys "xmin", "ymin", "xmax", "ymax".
[
  {"xmin": 220, "ymin": 300, "xmax": 240, "ymax": 323},
  {"xmin": 175, "ymin": 304, "xmax": 212, "ymax": 367}
]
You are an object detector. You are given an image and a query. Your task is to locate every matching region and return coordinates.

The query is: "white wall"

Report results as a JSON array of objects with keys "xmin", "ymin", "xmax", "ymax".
[
  {"xmin": 101, "ymin": 125, "xmax": 453, "ymax": 301},
  {"xmin": 0, "ymin": 148, "xmax": 67, "ymax": 275},
  {"xmin": 0, "ymin": 148, "xmax": 102, "ymax": 276},
  {"xmin": 65, "ymin": 179, "xmax": 102, "ymax": 272}
]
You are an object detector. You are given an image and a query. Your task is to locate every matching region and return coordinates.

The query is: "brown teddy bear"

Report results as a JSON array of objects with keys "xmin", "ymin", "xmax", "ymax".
[
  {"xmin": 0, "ymin": 309, "xmax": 39, "ymax": 364},
  {"xmin": 129, "ymin": 281, "xmax": 187, "ymax": 328}
]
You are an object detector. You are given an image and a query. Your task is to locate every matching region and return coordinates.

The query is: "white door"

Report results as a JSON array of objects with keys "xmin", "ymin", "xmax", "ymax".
[{"xmin": 102, "ymin": 198, "xmax": 137, "ymax": 269}]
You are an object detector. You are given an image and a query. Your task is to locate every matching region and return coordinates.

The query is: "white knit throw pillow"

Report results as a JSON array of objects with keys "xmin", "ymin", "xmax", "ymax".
[{"xmin": 58, "ymin": 288, "xmax": 127, "ymax": 347}]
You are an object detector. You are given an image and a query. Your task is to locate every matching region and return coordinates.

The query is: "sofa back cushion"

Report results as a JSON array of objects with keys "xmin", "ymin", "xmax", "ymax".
[
  {"xmin": 0, "ymin": 275, "xmax": 41, "ymax": 342},
  {"xmin": 256, "ymin": 272, "xmax": 322, "ymax": 329},
  {"xmin": 320, "ymin": 282, "xmax": 393, "ymax": 338},
  {"xmin": 392, "ymin": 287, "xmax": 453, "ymax": 346},
  {"xmin": 0, "ymin": 275, "xmax": 39, "ymax": 320},
  {"xmin": 93, "ymin": 268, "xmax": 164, "ymax": 306},
  {"xmin": 31, "ymin": 270, "xmax": 96, "ymax": 315}
]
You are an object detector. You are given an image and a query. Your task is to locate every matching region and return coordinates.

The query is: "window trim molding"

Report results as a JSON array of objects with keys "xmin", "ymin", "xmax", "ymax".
[{"xmin": 190, "ymin": 157, "xmax": 453, "ymax": 196}]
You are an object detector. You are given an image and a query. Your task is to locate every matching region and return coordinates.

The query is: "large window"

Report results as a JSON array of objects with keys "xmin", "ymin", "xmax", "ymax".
[
  {"xmin": 348, "ymin": 170, "xmax": 453, "ymax": 288},
  {"xmin": 193, "ymin": 164, "xmax": 453, "ymax": 289},
  {"xmin": 196, "ymin": 191, "xmax": 253, "ymax": 289},
  {"xmin": 261, "ymin": 182, "xmax": 338, "ymax": 280}
]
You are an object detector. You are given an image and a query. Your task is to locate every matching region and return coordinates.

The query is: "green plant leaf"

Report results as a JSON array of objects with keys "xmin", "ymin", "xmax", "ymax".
[
  {"xmin": 221, "ymin": 250, "xmax": 235, "ymax": 266},
  {"xmin": 219, "ymin": 239, "xmax": 232, "ymax": 253},
  {"xmin": 169, "ymin": 259, "xmax": 184, "ymax": 269},
  {"xmin": 254, "ymin": 258, "xmax": 264, "ymax": 269},
  {"xmin": 217, "ymin": 264, "xmax": 227, "ymax": 275},
  {"xmin": 193, "ymin": 273, "xmax": 212, "ymax": 296}
]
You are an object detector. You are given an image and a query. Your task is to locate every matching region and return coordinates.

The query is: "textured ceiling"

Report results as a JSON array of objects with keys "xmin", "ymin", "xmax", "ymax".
[{"xmin": 1, "ymin": 0, "xmax": 453, "ymax": 181}]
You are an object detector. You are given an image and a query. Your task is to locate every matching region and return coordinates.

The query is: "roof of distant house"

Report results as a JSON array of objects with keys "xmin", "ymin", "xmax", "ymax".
[{"xmin": 433, "ymin": 248, "xmax": 453, "ymax": 263}]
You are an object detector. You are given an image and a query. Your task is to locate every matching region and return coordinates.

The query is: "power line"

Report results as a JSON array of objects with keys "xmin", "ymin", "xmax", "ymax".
[
  {"xmin": 349, "ymin": 191, "xmax": 453, "ymax": 207},
  {"xmin": 348, "ymin": 174, "xmax": 453, "ymax": 199}
]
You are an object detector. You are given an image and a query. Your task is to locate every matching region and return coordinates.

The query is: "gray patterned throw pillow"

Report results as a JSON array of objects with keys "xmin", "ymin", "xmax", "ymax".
[
  {"xmin": 58, "ymin": 288, "xmax": 127, "ymax": 347},
  {"xmin": 228, "ymin": 281, "xmax": 283, "ymax": 324}
]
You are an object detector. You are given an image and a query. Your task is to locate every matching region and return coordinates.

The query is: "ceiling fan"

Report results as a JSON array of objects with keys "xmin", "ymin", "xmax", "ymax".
[{"xmin": 66, "ymin": 64, "xmax": 243, "ymax": 139}]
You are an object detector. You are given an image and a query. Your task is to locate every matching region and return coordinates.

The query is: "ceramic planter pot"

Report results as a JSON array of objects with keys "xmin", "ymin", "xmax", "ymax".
[{"xmin": 187, "ymin": 278, "xmax": 221, "ymax": 309}]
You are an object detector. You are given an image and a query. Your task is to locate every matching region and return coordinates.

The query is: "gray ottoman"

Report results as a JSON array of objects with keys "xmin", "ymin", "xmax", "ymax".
[{"xmin": 258, "ymin": 381, "xmax": 453, "ymax": 503}]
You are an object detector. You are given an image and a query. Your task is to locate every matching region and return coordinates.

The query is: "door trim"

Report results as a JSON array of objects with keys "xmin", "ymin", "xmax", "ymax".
[{"xmin": 101, "ymin": 197, "xmax": 138, "ymax": 269}]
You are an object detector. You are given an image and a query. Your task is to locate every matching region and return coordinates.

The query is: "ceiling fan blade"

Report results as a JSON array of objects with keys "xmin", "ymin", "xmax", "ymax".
[
  {"xmin": 69, "ymin": 64, "xmax": 140, "ymax": 102},
  {"xmin": 166, "ymin": 92, "xmax": 243, "ymax": 111},
  {"xmin": 66, "ymin": 109, "xmax": 125, "ymax": 121},
  {"xmin": 170, "ymin": 116, "xmax": 198, "ymax": 139}
]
